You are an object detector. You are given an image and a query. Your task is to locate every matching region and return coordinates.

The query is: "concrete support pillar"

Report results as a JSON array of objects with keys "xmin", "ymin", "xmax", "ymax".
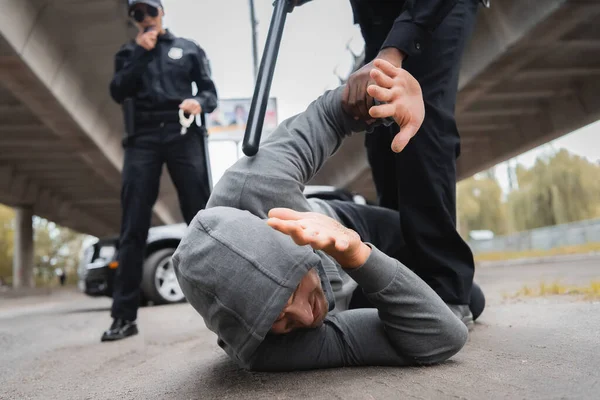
[{"xmin": 12, "ymin": 206, "xmax": 34, "ymax": 288}]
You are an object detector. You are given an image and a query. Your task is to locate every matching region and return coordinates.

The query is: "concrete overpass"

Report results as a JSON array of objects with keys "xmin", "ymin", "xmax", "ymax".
[
  {"xmin": 312, "ymin": 0, "xmax": 600, "ymax": 199},
  {"xmin": 1, "ymin": 1, "xmax": 599, "ymax": 284}
]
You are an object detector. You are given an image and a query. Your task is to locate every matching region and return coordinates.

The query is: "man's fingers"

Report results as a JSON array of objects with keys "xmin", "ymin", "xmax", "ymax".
[
  {"xmin": 309, "ymin": 233, "xmax": 335, "ymax": 250},
  {"xmin": 266, "ymin": 217, "xmax": 292, "ymax": 233},
  {"xmin": 334, "ymin": 236, "xmax": 350, "ymax": 252},
  {"xmin": 370, "ymin": 69, "xmax": 394, "ymax": 88},
  {"xmin": 267, "ymin": 219, "xmax": 308, "ymax": 242},
  {"xmin": 366, "ymin": 85, "xmax": 393, "ymax": 103},
  {"xmin": 373, "ymin": 58, "xmax": 399, "ymax": 78},
  {"xmin": 268, "ymin": 208, "xmax": 307, "ymax": 221},
  {"xmin": 268, "ymin": 219, "xmax": 328, "ymax": 248},
  {"xmin": 368, "ymin": 103, "xmax": 395, "ymax": 119}
]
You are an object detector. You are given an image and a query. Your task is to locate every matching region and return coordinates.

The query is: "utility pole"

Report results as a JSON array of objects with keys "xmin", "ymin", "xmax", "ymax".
[{"xmin": 249, "ymin": 0, "xmax": 260, "ymax": 83}]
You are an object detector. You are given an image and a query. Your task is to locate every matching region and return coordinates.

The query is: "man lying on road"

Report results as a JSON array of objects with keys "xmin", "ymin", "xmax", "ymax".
[{"xmin": 172, "ymin": 59, "xmax": 480, "ymax": 371}]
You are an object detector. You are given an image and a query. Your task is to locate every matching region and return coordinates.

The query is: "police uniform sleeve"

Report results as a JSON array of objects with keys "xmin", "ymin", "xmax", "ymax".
[
  {"xmin": 381, "ymin": 0, "xmax": 459, "ymax": 59},
  {"xmin": 191, "ymin": 45, "xmax": 218, "ymax": 114},
  {"xmin": 109, "ymin": 43, "xmax": 153, "ymax": 104}
]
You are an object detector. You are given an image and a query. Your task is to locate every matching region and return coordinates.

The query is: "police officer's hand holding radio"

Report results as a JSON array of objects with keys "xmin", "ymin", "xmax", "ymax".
[
  {"xmin": 136, "ymin": 27, "xmax": 158, "ymax": 50},
  {"xmin": 101, "ymin": 0, "xmax": 218, "ymax": 343}
]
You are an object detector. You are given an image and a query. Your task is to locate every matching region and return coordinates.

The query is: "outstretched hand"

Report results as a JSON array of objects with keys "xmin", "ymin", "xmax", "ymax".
[
  {"xmin": 366, "ymin": 59, "xmax": 425, "ymax": 153},
  {"xmin": 267, "ymin": 208, "xmax": 371, "ymax": 269}
]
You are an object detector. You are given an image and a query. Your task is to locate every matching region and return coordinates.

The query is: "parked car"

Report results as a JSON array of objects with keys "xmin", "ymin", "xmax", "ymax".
[{"xmin": 77, "ymin": 186, "xmax": 369, "ymax": 305}]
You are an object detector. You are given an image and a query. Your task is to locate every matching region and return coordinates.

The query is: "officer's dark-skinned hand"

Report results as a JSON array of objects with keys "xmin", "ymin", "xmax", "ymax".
[
  {"xmin": 179, "ymin": 99, "xmax": 202, "ymax": 116},
  {"xmin": 342, "ymin": 47, "xmax": 406, "ymax": 123},
  {"xmin": 136, "ymin": 29, "xmax": 158, "ymax": 51}
]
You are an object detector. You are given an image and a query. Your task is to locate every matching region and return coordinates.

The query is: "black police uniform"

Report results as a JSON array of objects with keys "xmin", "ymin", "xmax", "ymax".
[
  {"xmin": 348, "ymin": 0, "xmax": 482, "ymax": 307},
  {"xmin": 108, "ymin": 29, "xmax": 217, "ymax": 323}
]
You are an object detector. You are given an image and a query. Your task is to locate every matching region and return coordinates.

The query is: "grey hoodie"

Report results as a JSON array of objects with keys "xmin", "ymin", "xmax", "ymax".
[{"xmin": 172, "ymin": 86, "xmax": 468, "ymax": 371}]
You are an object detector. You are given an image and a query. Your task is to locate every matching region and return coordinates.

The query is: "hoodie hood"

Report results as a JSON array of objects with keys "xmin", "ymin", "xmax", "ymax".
[{"xmin": 172, "ymin": 206, "xmax": 335, "ymax": 367}]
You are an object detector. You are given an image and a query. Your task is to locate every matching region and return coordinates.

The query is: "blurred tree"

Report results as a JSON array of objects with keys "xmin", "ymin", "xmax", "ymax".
[
  {"xmin": 458, "ymin": 148, "xmax": 600, "ymax": 238},
  {"xmin": 0, "ymin": 205, "xmax": 15, "ymax": 283},
  {"xmin": 457, "ymin": 173, "xmax": 508, "ymax": 238},
  {"xmin": 508, "ymin": 149, "xmax": 600, "ymax": 231},
  {"xmin": 0, "ymin": 204, "xmax": 85, "ymax": 286},
  {"xmin": 33, "ymin": 217, "xmax": 85, "ymax": 285}
]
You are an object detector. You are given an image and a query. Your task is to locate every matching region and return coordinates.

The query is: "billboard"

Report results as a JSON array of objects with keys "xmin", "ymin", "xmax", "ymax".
[{"xmin": 206, "ymin": 98, "xmax": 278, "ymax": 140}]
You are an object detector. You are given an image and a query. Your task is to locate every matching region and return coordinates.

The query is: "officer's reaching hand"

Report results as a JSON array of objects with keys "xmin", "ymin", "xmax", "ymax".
[
  {"xmin": 136, "ymin": 29, "xmax": 159, "ymax": 51},
  {"xmin": 366, "ymin": 58, "xmax": 424, "ymax": 153},
  {"xmin": 343, "ymin": 48, "xmax": 407, "ymax": 123},
  {"xmin": 179, "ymin": 99, "xmax": 202, "ymax": 116}
]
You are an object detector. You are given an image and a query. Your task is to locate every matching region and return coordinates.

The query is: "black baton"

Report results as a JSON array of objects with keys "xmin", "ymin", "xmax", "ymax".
[
  {"xmin": 199, "ymin": 113, "xmax": 213, "ymax": 192},
  {"xmin": 242, "ymin": 0, "xmax": 295, "ymax": 156}
]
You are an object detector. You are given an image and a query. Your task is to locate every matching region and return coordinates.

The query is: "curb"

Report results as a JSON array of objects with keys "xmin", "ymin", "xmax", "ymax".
[
  {"xmin": 0, "ymin": 287, "xmax": 53, "ymax": 299},
  {"xmin": 476, "ymin": 252, "xmax": 600, "ymax": 268}
]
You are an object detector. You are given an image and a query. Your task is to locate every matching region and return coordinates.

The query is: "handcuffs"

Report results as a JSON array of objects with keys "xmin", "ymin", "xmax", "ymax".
[{"xmin": 179, "ymin": 109, "xmax": 195, "ymax": 135}]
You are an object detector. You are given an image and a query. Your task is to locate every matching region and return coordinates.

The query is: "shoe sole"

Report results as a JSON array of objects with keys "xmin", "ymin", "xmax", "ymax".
[
  {"xmin": 101, "ymin": 327, "xmax": 139, "ymax": 342},
  {"xmin": 460, "ymin": 314, "xmax": 475, "ymax": 331}
]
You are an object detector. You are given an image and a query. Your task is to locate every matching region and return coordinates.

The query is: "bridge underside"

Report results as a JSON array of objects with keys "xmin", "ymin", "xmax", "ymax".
[
  {"xmin": 0, "ymin": 0, "xmax": 598, "ymax": 237},
  {"xmin": 311, "ymin": 0, "xmax": 600, "ymax": 201},
  {"xmin": 0, "ymin": 0, "xmax": 180, "ymax": 237}
]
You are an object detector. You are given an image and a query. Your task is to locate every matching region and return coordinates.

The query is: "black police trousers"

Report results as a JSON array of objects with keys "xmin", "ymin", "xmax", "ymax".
[
  {"xmin": 365, "ymin": 0, "xmax": 480, "ymax": 305},
  {"xmin": 111, "ymin": 121, "xmax": 210, "ymax": 321},
  {"xmin": 326, "ymin": 199, "xmax": 485, "ymax": 319}
]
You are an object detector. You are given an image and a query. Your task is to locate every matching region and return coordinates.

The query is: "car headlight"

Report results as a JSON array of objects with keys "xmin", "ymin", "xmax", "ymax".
[
  {"xmin": 352, "ymin": 195, "xmax": 367, "ymax": 205},
  {"xmin": 98, "ymin": 246, "xmax": 116, "ymax": 262},
  {"xmin": 79, "ymin": 246, "xmax": 95, "ymax": 275}
]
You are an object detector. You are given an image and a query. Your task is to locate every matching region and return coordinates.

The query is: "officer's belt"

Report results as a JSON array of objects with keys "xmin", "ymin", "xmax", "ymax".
[{"xmin": 134, "ymin": 110, "xmax": 181, "ymax": 125}]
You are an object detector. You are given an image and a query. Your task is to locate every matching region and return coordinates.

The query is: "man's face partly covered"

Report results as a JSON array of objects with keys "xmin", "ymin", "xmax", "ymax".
[
  {"xmin": 130, "ymin": 3, "xmax": 163, "ymax": 32},
  {"xmin": 266, "ymin": 207, "xmax": 373, "ymax": 335},
  {"xmin": 270, "ymin": 268, "xmax": 328, "ymax": 334}
]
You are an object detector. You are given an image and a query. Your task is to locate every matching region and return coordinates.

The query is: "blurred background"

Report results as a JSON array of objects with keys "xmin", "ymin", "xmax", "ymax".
[{"xmin": 1, "ymin": 0, "xmax": 599, "ymax": 289}]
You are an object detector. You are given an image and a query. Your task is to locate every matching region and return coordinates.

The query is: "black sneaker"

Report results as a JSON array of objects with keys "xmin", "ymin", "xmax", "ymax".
[
  {"xmin": 101, "ymin": 318, "xmax": 138, "ymax": 342},
  {"xmin": 447, "ymin": 304, "xmax": 474, "ymax": 330},
  {"xmin": 469, "ymin": 281, "xmax": 486, "ymax": 321}
]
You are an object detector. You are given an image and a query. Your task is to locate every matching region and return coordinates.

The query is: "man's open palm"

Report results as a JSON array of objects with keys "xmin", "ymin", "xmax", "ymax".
[{"xmin": 267, "ymin": 208, "xmax": 370, "ymax": 269}]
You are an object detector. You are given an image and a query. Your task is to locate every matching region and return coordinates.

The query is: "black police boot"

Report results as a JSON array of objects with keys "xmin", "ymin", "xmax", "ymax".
[
  {"xmin": 101, "ymin": 318, "xmax": 138, "ymax": 342},
  {"xmin": 469, "ymin": 281, "xmax": 486, "ymax": 321}
]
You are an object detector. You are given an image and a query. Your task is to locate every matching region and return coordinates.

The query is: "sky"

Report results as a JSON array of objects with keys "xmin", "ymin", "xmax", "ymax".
[
  {"xmin": 161, "ymin": 0, "xmax": 600, "ymax": 193},
  {"xmin": 161, "ymin": 0, "xmax": 363, "ymax": 184},
  {"xmin": 492, "ymin": 120, "xmax": 600, "ymax": 193}
]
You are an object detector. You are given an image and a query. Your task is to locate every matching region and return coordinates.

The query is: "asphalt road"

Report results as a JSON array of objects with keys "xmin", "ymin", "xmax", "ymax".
[{"xmin": 1, "ymin": 256, "xmax": 599, "ymax": 400}]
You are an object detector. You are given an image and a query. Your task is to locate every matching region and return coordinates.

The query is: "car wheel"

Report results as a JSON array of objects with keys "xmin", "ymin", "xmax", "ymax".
[{"xmin": 141, "ymin": 248, "xmax": 185, "ymax": 305}]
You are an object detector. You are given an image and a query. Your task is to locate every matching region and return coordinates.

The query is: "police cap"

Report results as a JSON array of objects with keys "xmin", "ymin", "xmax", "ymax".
[{"xmin": 128, "ymin": 0, "xmax": 163, "ymax": 12}]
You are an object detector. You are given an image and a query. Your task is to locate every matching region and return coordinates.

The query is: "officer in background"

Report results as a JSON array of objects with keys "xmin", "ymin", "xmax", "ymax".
[
  {"xmin": 296, "ymin": 0, "xmax": 487, "ymax": 324},
  {"xmin": 101, "ymin": 0, "xmax": 218, "ymax": 342}
]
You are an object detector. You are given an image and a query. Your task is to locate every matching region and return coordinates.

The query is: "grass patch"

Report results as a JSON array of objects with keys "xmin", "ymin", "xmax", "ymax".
[
  {"xmin": 474, "ymin": 242, "xmax": 600, "ymax": 263},
  {"xmin": 505, "ymin": 280, "xmax": 600, "ymax": 301}
]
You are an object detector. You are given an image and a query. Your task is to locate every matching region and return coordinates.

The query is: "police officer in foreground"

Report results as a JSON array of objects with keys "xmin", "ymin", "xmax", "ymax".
[
  {"xmin": 295, "ymin": 0, "xmax": 487, "ymax": 324},
  {"xmin": 101, "ymin": 0, "xmax": 218, "ymax": 342}
]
